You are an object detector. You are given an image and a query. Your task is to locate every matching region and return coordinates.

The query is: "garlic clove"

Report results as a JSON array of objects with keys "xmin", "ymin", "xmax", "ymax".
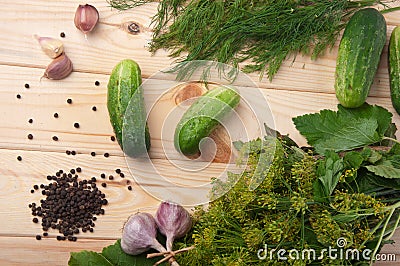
[
  {"xmin": 155, "ymin": 201, "xmax": 192, "ymax": 251},
  {"xmin": 34, "ymin": 35, "xmax": 64, "ymax": 59},
  {"xmin": 121, "ymin": 212, "xmax": 166, "ymax": 256},
  {"xmin": 74, "ymin": 4, "xmax": 99, "ymax": 35},
  {"xmin": 42, "ymin": 53, "xmax": 73, "ymax": 80}
]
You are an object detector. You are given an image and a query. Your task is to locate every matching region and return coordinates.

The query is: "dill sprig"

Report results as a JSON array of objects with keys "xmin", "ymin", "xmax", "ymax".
[{"xmin": 108, "ymin": 0, "xmax": 394, "ymax": 81}]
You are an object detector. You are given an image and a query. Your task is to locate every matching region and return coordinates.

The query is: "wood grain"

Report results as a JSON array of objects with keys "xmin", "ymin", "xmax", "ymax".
[{"xmin": 0, "ymin": 0, "xmax": 400, "ymax": 265}]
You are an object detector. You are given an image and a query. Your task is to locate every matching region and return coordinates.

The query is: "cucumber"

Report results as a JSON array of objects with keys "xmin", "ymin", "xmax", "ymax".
[
  {"xmin": 174, "ymin": 86, "xmax": 240, "ymax": 156},
  {"xmin": 334, "ymin": 8, "xmax": 386, "ymax": 108},
  {"xmin": 107, "ymin": 59, "xmax": 150, "ymax": 157},
  {"xmin": 389, "ymin": 26, "xmax": 400, "ymax": 115}
]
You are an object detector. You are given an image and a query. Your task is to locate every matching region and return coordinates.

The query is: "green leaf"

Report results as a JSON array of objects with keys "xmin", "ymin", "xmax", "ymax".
[
  {"xmin": 69, "ymin": 251, "xmax": 113, "ymax": 266},
  {"xmin": 68, "ymin": 240, "xmax": 161, "ymax": 266},
  {"xmin": 365, "ymin": 156, "xmax": 400, "ymax": 179},
  {"xmin": 313, "ymin": 151, "xmax": 344, "ymax": 202},
  {"xmin": 343, "ymin": 151, "xmax": 365, "ymax": 169},
  {"xmin": 292, "ymin": 104, "xmax": 392, "ymax": 154}
]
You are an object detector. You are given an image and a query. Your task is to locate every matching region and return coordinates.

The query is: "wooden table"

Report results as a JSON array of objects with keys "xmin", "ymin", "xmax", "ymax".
[{"xmin": 0, "ymin": 1, "xmax": 399, "ymax": 265}]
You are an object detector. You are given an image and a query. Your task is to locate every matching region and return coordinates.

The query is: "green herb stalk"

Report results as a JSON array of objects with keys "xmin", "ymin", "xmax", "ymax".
[{"xmin": 108, "ymin": 0, "xmax": 395, "ymax": 80}]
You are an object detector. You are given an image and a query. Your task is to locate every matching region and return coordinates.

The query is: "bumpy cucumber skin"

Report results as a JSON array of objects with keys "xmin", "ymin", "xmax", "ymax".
[
  {"xmin": 174, "ymin": 86, "xmax": 240, "ymax": 156},
  {"xmin": 389, "ymin": 26, "xmax": 400, "ymax": 115},
  {"xmin": 334, "ymin": 8, "xmax": 386, "ymax": 108},
  {"xmin": 107, "ymin": 59, "xmax": 150, "ymax": 157}
]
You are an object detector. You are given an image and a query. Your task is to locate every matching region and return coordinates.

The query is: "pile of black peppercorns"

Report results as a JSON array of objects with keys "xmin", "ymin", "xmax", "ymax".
[{"xmin": 29, "ymin": 168, "xmax": 107, "ymax": 241}]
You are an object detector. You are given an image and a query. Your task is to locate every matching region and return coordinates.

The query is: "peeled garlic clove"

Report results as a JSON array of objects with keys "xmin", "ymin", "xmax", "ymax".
[
  {"xmin": 155, "ymin": 201, "xmax": 192, "ymax": 251},
  {"xmin": 121, "ymin": 212, "xmax": 166, "ymax": 256},
  {"xmin": 34, "ymin": 35, "xmax": 64, "ymax": 59},
  {"xmin": 43, "ymin": 53, "xmax": 73, "ymax": 80},
  {"xmin": 74, "ymin": 4, "xmax": 99, "ymax": 34}
]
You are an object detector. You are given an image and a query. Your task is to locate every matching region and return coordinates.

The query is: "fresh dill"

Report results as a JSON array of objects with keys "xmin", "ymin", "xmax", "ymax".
[{"xmin": 108, "ymin": 0, "xmax": 395, "ymax": 81}]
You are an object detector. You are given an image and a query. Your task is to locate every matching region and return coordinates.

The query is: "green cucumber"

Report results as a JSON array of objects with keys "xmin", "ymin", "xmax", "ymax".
[
  {"xmin": 107, "ymin": 59, "xmax": 150, "ymax": 157},
  {"xmin": 174, "ymin": 86, "xmax": 240, "ymax": 156},
  {"xmin": 334, "ymin": 8, "xmax": 386, "ymax": 108},
  {"xmin": 389, "ymin": 26, "xmax": 400, "ymax": 115}
]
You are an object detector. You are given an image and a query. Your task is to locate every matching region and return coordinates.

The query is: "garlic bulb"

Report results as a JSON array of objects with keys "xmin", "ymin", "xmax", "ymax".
[
  {"xmin": 121, "ymin": 212, "xmax": 166, "ymax": 256},
  {"xmin": 34, "ymin": 35, "xmax": 64, "ymax": 59},
  {"xmin": 74, "ymin": 4, "xmax": 99, "ymax": 35},
  {"xmin": 155, "ymin": 201, "xmax": 192, "ymax": 251},
  {"xmin": 42, "ymin": 53, "xmax": 73, "ymax": 80}
]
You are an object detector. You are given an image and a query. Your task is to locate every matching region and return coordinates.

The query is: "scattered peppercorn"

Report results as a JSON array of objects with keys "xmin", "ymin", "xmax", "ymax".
[
  {"xmin": 36, "ymin": 235, "xmax": 42, "ymax": 240},
  {"xmin": 67, "ymin": 98, "xmax": 72, "ymax": 104},
  {"xmin": 100, "ymin": 174, "xmax": 105, "ymax": 179},
  {"xmin": 71, "ymin": 151, "xmax": 76, "ymax": 155},
  {"xmin": 43, "ymin": 232, "xmax": 48, "ymax": 237},
  {"xmin": 110, "ymin": 136, "xmax": 116, "ymax": 141},
  {"xmin": 95, "ymin": 81, "xmax": 100, "ymax": 86},
  {"xmin": 52, "ymin": 136, "xmax": 58, "ymax": 141},
  {"xmin": 66, "ymin": 150, "xmax": 71, "ymax": 155},
  {"xmin": 91, "ymin": 152, "xmax": 96, "ymax": 157},
  {"xmin": 104, "ymin": 153, "xmax": 109, "ymax": 158},
  {"xmin": 60, "ymin": 32, "xmax": 65, "ymax": 38},
  {"xmin": 17, "ymin": 156, "xmax": 22, "ymax": 161},
  {"xmin": 108, "ymin": 175, "xmax": 114, "ymax": 180},
  {"xmin": 53, "ymin": 113, "xmax": 59, "ymax": 118},
  {"xmin": 28, "ymin": 118, "xmax": 33, "ymax": 124},
  {"xmin": 30, "ymin": 189, "xmax": 34, "ymax": 193},
  {"xmin": 101, "ymin": 183, "xmax": 107, "ymax": 188},
  {"xmin": 16, "ymin": 94, "xmax": 21, "ymax": 99},
  {"xmin": 115, "ymin": 169, "xmax": 121, "ymax": 174},
  {"xmin": 33, "ymin": 218, "xmax": 39, "ymax": 223},
  {"xmin": 92, "ymin": 106, "xmax": 97, "ymax": 111},
  {"xmin": 27, "ymin": 134, "xmax": 33, "ymax": 140},
  {"xmin": 128, "ymin": 186, "xmax": 132, "ymax": 191},
  {"xmin": 25, "ymin": 83, "xmax": 30, "ymax": 89},
  {"xmin": 33, "ymin": 185, "xmax": 39, "ymax": 190},
  {"xmin": 76, "ymin": 167, "xmax": 82, "ymax": 173},
  {"xmin": 74, "ymin": 122, "xmax": 80, "ymax": 128},
  {"xmin": 120, "ymin": 173, "xmax": 125, "ymax": 178}
]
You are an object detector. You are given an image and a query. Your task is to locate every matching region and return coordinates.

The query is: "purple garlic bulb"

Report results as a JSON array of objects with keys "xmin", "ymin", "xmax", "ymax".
[
  {"xmin": 155, "ymin": 201, "xmax": 192, "ymax": 251},
  {"xmin": 121, "ymin": 212, "xmax": 166, "ymax": 255}
]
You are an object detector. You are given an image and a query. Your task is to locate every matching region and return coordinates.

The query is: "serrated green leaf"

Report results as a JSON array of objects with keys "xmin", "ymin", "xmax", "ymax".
[
  {"xmin": 68, "ymin": 251, "xmax": 113, "ymax": 266},
  {"xmin": 292, "ymin": 104, "xmax": 392, "ymax": 154},
  {"xmin": 68, "ymin": 240, "xmax": 162, "ymax": 266},
  {"xmin": 343, "ymin": 151, "xmax": 364, "ymax": 169},
  {"xmin": 367, "ymin": 149, "xmax": 383, "ymax": 164},
  {"xmin": 366, "ymin": 156, "xmax": 400, "ymax": 179}
]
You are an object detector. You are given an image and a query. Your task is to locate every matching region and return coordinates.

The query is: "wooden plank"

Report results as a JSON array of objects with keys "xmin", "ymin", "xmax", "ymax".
[
  {"xmin": 0, "ymin": 236, "xmax": 116, "ymax": 266},
  {"xmin": 0, "ymin": 1, "xmax": 399, "ymax": 94},
  {"xmin": 1, "ymin": 64, "xmax": 399, "ymax": 158}
]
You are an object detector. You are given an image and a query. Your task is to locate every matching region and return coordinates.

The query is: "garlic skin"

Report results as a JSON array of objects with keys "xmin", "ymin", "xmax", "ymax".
[
  {"xmin": 74, "ymin": 4, "xmax": 99, "ymax": 34},
  {"xmin": 155, "ymin": 201, "xmax": 192, "ymax": 251},
  {"xmin": 121, "ymin": 212, "xmax": 166, "ymax": 256},
  {"xmin": 43, "ymin": 53, "xmax": 73, "ymax": 80},
  {"xmin": 34, "ymin": 35, "xmax": 64, "ymax": 58}
]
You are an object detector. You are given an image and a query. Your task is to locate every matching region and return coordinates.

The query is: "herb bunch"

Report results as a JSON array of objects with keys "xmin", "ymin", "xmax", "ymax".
[
  {"xmin": 108, "ymin": 0, "xmax": 394, "ymax": 80},
  {"xmin": 173, "ymin": 104, "xmax": 400, "ymax": 265}
]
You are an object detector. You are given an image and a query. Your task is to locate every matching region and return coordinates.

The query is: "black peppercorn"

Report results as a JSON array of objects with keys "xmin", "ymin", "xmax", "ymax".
[
  {"xmin": 108, "ymin": 175, "xmax": 114, "ymax": 180},
  {"xmin": 92, "ymin": 106, "xmax": 97, "ymax": 111},
  {"xmin": 67, "ymin": 98, "xmax": 72, "ymax": 104},
  {"xmin": 76, "ymin": 167, "xmax": 81, "ymax": 173},
  {"xmin": 28, "ymin": 118, "xmax": 33, "ymax": 124},
  {"xmin": 25, "ymin": 83, "xmax": 30, "ymax": 89},
  {"xmin": 115, "ymin": 169, "xmax": 121, "ymax": 174},
  {"xmin": 16, "ymin": 94, "xmax": 21, "ymax": 99},
  {"xmin": 95, "ymin": 81, "xmax": 100, "ymax": 86},
  {"xmin": 100, "ymin": 174, "xmax": 105, "ymax": 179},
  {"xmin": 33, "ymin": 218, "xmax": 39, "ymax": 223},
  {"xmin": 73, "ymin": 122, "xmax": 80, "ymax": 128},
  {"xmin": 17, "ymin": 156, "xmax": 22, "ymax": 161},
  {"xmin": 33, "ymin": 185, "xmax": 39, "ymax": 190},
  {"xmin": 27, "ymin": 134, "xmax": 33, "ymax": 140},
  {"xmin": 60, "ymin": 32, "xmax": 65, "ymax": 38},
  {"xmin": 36, "ymin": 235, "xmax": 42, "ymax": 240},
  {"xmin": 120, "ymin": 173, "xmax": 125, "ymax": 178},
  {"xmin": 110, "ymin": 136, "xmax": 115, "ymax": 141},
  {"xmin": 90, "ymin": 152, "xmax": 96, "ymax": 156},
  {"xmin": 43, "ymin": 232, "xmax": 48, "ymax": 237},
  {"xmin": 101, "ymin": 183, "xmax": 107, "ymax": 188},
  {"xmin": 104, "ymin": 153, "xmax": 109, "ymax": 158},
  {"xmin": 30, "ymin": 189, "xmax": 35, "ymax": 193},
  {"xmin": 71, "ymin": 151, "xmax": 76, "ymax": 155},
  {"xmin": 128, "ymin": 186, "xmax": 132, "ymax": 191},
  {"xmin": 53, "ymin": 113, "xmax": 59, "ymax": 118},
  {"xmin": 66, "ymin": 150, "xmax": 71, "ymax": 155},
  {"xmin": 52, "ymin": 136, "xmax": 58, "ymax": 141}
]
